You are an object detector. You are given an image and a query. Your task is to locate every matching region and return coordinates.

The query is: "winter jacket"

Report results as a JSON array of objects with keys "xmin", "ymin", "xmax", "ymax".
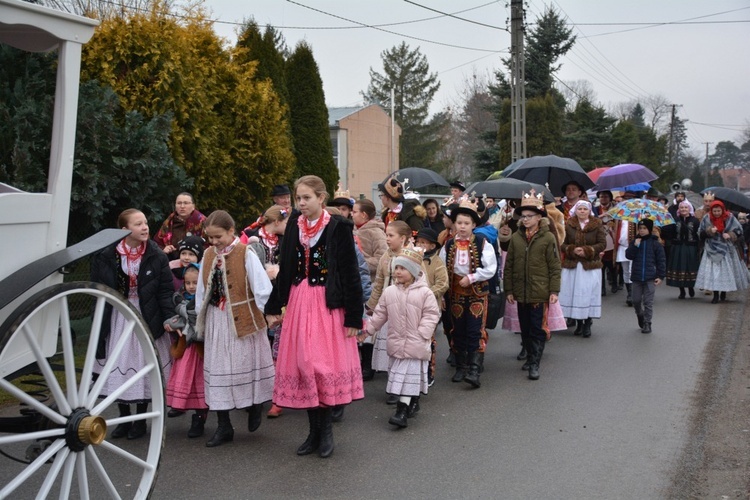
[
  {"xmin": 355, "ymin": 219, "xmax": 387, "ymax": 281},
  {"xmin": 355, "ymin": 245, "xmax": 373, "ymax": 303},
  {"xmin": 561, "ymin": 216, "xmax": 607, "ymax": 270},
  {"xmin": 90, "ymin": 239, "xmax": 174, "ymax": 358},
  {"xmin": 503, "ymin": 219, "xmax": 561, "ymax": 304},
  {"xmin": 265, "ymin": 213, "xmax": 363, "ymax": 329},
  {"xmin": 625, "ymin": 234, "xmax": 666, "ymax": 282},
  {"xmin": 382, "ymin": 199, "xmax": 426, "ymax": 234},
  {"xmin": 421, "ymin": 249, "xmax": 449, "ymax": 302},
  {"xmin": 366, "ymin": 274, "xmax": 440, "ymax": 361}
]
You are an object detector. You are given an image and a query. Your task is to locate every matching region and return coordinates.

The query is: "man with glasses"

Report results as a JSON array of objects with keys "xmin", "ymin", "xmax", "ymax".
[{"xmin": 155, "ymin": 192, "xmax": 207, "ymax": 260}]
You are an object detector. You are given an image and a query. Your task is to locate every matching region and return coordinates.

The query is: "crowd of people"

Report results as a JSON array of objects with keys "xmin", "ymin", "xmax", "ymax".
[{"xmin": 90, "ymin": 175, "xmax": 750, "ymax": 457}]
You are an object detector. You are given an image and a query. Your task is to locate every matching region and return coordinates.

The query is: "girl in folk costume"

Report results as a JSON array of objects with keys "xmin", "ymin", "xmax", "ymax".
[
  {"xmin": 265, "ymin": 175, "xmax": 364, "ymax": 459},
  {"xmin": 90, "ymin": 209, "xmax": 174, "ymax": 440},
  {"xmin": 662, "ymin": 200, "xmax": 700, "ymax": 299},
  {"xmin": 558, "ymin": 200, "xmax": 607, "ymax": 337},
  {"xmin": 240, "ymin": 205, "xmax": 290, "ymax": 420},
  {"xmin": 439, "ymin": 197, "xmax": 498, "ymax": 388},
  {"xmin": 195, "ymin": 210, "xmax": 275, "ymax": 448},
  {"xmin": 362, "ymin": 248, "xmax": 441, "ymax": 428},
  {"xmin": 366, "ymin": 221, "xmax": 412, "ymax": 382},
  {"xmin": 164, "ymin": 264, "xmax": 209, "ymax": 437},
  {"xmin": 695, "ymin": 200, "xmax": 750, "ymax": 303}
]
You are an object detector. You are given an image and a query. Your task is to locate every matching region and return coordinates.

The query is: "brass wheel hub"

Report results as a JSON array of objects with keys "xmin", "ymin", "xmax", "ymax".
[{"xmin": 78, "ymin": 415, "xmax": 106, "ymax": 445}]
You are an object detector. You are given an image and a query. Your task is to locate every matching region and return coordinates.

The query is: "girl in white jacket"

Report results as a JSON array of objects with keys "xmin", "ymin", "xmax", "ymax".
[{"xmin": 361, "ymin": 247, "xmax": 441, "ymax": 428}]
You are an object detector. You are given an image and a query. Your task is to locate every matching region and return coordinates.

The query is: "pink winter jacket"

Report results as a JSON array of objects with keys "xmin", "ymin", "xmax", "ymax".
[{"xmin": 366, "ymin": 274, "xmax": 440, "ymax": 361}]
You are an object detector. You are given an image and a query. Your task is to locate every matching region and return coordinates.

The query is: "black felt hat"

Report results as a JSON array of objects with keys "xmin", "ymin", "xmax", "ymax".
[
  {"xmin": 271, "ymin": 184, "xmax": 291, "ymax": 197},
  {"xmin": 415, "ymin": 227, "xmax": 440, "ymax": 247},
  {"xmin": 449, "ymin": 181, "xmax": 466, "ymax": 192}
]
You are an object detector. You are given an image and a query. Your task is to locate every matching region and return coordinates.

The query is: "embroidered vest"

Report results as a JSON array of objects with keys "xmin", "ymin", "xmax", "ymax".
[
  {"xmin": 199, "ymin": 244, "xmax": 266, "ymax": 338},
  {"xmin": 445, "ymin": 234, "xmax": 489, "ymax": 296}
]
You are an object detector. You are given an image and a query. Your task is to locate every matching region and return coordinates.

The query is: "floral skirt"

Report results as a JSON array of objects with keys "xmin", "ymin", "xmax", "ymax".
[{"xmin": 273, "ymin": 281, "xmax": 364, "ymax": 409}]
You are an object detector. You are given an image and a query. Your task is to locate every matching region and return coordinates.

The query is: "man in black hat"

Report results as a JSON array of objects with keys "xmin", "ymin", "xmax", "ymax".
[
  {"xmin": 557, "ymin": 181, "xmax": 586, "ymax": 223},
  {"xmin": 271, "ymin": 184, "xmax": 292, "ymax": 209}
]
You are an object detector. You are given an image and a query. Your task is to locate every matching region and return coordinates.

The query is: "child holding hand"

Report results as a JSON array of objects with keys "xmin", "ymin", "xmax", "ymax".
[{"xmin": 361, "ymin": 247, "xmax": 440, "ymax": 428}]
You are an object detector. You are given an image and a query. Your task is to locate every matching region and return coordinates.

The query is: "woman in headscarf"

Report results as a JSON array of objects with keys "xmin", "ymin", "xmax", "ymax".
[
  {"xmin": 695, "ymin": 200, "xmax": 750, "ymax": 303},
  {"xmin": 662, "ymin": 200, "xmax": 700, "ymax": 299},
  {"xmin": 558, "ymin": 200, "xmax": 607, "ymax": 338},
  {"xmin": 155, "ymin": 192, "xmax": 207, "ymax": 260}
]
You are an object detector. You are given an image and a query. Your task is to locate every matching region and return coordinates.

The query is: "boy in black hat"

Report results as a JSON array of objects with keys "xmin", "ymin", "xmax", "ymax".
[
  {"xmin": 625, "ymin": 218, "xmax": 666, "ymax": 334},
  {"xmin": 415, "ymin": 228, "xmax": 449, "ymax": 386},
  {"xmin": 447, "ymin": 181, "xmax": 466, "ymax": 205}
]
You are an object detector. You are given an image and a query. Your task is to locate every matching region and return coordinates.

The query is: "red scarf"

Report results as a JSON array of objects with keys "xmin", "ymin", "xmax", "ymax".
[
  {"xmin": 116, "ymin": 240, "xmax": 147, "ymax": 290},
  {"xmin": 709, "ymin": 200, "xmax": 729, "ymax": 233},
  {"xmin": 298, "ymin": 210, "xmax": 331, "ymax": 248}
]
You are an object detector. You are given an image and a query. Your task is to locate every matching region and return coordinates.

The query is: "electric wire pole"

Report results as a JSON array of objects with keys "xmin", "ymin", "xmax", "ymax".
[
  {"xmin": 667, "ymin": 104, "xmax": 682, "ymax": 169},
  {"xmin": 510, "ymin": 0, "xmax": 526, "ymax": 161},
  {"xmin": 702, "ymin": 142, "xmax": 713, "ymax": 188}
]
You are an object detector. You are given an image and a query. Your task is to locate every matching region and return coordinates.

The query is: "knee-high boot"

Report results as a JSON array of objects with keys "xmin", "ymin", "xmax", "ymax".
[
  {"xmin": 111, "ymin": 403, "xmax": 132, "ymax": 439},
  {"xmin": 360, "ymin": 343, "xmax": 374, "ymax": 381},
  {"xmin": 464, "ymin": 352, "xmax": 481, "ymax": 388},
  {"xmin": 582, "ymin": 318, "xmax": 593, "ymax": 338},
  {"xmin": 626, "ymin": 284, "xmax": 633, "ymax": 306},
  {"xmin": 206, "ymin": 411, "xmax": 234, "ymax": 448},
  {"xmin": 451, "ymin": 352, "xmax": 467, "ymax": 382},
  {"xmin": 127, "ymin": 402, "xmax": 149, "ymax": 440},
  {"xmin": 296, "ymin": 409, "xmax": 320, "ymax": 455},
  {"xmin": 528, "ymin": 339, "xmax": 544, "ymax": 380},
  {"xmin": 318, "ymin": 407, "xmax": 334, "ymax": 458}
]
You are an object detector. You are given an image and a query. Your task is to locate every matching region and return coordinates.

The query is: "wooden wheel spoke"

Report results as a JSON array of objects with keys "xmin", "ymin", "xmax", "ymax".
[
  {"xmin": 58, "ymin": 296, "xmax": 79, "ymax": 408},
  {"xmin": 21, "ymin": 324, "xmax": 72, "ymax": 416}
]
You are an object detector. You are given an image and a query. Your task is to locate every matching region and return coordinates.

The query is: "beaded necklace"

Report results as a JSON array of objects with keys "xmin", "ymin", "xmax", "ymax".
[{"xmin": 116, "ymin": 240, "xmax": 147, "ymax": 291}]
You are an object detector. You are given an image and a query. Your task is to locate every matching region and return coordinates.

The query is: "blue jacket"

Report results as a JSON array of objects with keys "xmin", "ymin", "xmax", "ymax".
[{"xmin": 625, "ymin": 235, "xmax": 666, "ymax": 282}]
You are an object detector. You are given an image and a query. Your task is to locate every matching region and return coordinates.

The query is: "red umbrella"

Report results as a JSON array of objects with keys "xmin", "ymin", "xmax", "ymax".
[{"xmin": 587, "ymin": 167, "xmax": 611, "ymax": 183}]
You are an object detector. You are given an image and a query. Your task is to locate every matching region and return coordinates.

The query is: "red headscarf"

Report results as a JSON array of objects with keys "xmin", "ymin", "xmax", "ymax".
[{"xmin": 709, "ymin": 200, "xmax": 729, "ymax": 233}]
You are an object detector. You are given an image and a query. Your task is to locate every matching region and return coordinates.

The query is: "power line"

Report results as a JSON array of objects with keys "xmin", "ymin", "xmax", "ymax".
[
  {"xmin": 438, "ymin": 51, "xmax": 506, "ymax": 75},
  {"xmin": 403, "ymin": 0, "xmax": 508, "ymax": 32},
  {"xmin": 285, "ymin": 0, "xmax": 501, "ymax": 52}
]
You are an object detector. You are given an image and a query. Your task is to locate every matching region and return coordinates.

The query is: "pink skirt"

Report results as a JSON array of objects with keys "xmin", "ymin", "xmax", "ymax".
[
  {"xmin": 166, "ymin": 343, "xmax": 207, "ymax": 410},
  {"xmin": 273, "ymin": 281, "xmax": 364, "ymax": 409},
  {"xmin": 501, "ymin": 299, "xmax": 567, "ymax": 333}
]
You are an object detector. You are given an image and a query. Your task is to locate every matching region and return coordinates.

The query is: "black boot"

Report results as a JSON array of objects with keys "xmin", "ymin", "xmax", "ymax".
[
  {"xmin": 247, "ymin": 403, "xmax": 263, "ymax": 432},
  {"xmin": 389, "ymin": 402, "xmax": 409, "ymax": 428},
  {"xmin": 601, "ymin": 272, "xmax": 607, "ymax": 296},
  {"xmin": 127, "ymin": 403, "xmax": 148, "ymax": 440},
  {"xmin": 446, "ymin": 351, "xmax": 456, "ymax": 366},
  {"xmin": 528, "ymin": 339, "xmax": 544, "ymax": 380},
  {"xmin": 517, "ymin": 345, "xmax": 527, "ymax": 360},
  {"xmin": 626, "ymin": 284, "xmax": 633, "ymax": 306},
  {"xmin": 678, "ymin": 287, "xmax": 686, "ymax": 299},
  {"xmin": 451, "ymin": 352, "xmax": 467, "ymax": 382},
  {"xmin": 720, "ymin": 291, "xmax": 726, "ymax": 301},
  {"xmin": 187, "ymin": 411, "xmax": 207, "ymax": 438},
  {"xmin": 406, "ymin": 396, "xmax": 420, "ymax": 418},
  {"xmin": 296, "ymin": 409, "xmax": 320, "ymax": 455},
  {"xmin": 477, "ymin": 352, "xmax": 485, "ymax": 374},
  {"xmin": 331, "ymin": 405, "xmax": 345, "ymax": 422},
  {"xmin": 712, "ymin": 291, "xmax": 719, "ymax": 304},
  {"xmin": 573, "ymin": 320, "xmax": 584, "ymax": 336},
  {"xmin": 464, "ymin": 352, "xmax": 481, "ymax": 388},
  {"xmin": 206, "ymin": 411, "xmax": 234, "ymax": 447},
  {"xmin": 318, "ymin": 408, "xmax": 334, "ymax": 458},
  {"xmin": 637, "ymin": 313, "xmax": 644, "ymax": 329},
  {"xmin": 641, "ymin": 321, "xmax": 652, "ymax": 334},
  {"xmin": 111, "ymin": 404, "xmax": 132, "ymax": 439},
  {"xmin": 582, "ymin": 318, "xmax": 593, "ymax": 338},
  {"xmin": 688, "ymin": 287, "xmax": 695, "ymax": 298},
  {"xmin": 359, "ymin": 343, "xmax": 374, "ymax": 381}
]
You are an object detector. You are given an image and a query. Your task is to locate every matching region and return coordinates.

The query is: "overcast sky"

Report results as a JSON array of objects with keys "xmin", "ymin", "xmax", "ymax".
[{"xmin": 206, "ymin": 0, "xmax": 750, "ymax": 158}]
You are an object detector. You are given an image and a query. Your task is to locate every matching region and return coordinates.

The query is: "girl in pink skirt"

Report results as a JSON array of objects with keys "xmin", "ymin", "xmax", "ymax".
[{"xmin": 265, "ymin": 175, "xmax": 364, "ymax": 459}]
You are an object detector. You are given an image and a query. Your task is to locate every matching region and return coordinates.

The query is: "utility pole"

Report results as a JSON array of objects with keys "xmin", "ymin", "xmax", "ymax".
[
  {"xmin": 702, "ymin": 142, "xmax": 713, "ymax": 188},
  {"xmin": 510, "ymin": 0, "xmax": 526, "ymax": 161},
  {"xmin": 667, "ymin": 104, "xmax": 682, "ymax": 169}
]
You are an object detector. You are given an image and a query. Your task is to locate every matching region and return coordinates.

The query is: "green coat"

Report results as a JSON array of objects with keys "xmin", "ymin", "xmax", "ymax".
[{"xmin": 503, "ymin": 220, "xmax": 561, "ymax": 304}]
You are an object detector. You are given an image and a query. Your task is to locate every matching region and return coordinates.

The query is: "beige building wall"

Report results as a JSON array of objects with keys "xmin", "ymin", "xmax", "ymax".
[{"xmin": 333, "ymin": 105, "xmax": 400, "ymax": 200}]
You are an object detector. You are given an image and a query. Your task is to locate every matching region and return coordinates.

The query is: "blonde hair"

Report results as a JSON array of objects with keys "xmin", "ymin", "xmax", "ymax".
[
  {"xmin": 387, "ymin": 221, "xmax": 411, "ymax": 239},
  {"xmin": 294, "ymin": 175, "xmax": 329, "ymax": 204},
  {"xmin": 325, "ymin": 206, "xmax": 341, "ymax": 216}
]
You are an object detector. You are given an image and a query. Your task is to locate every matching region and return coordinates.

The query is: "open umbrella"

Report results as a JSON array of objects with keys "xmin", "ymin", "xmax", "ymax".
[
  {"xmin": 383, "ymin": 167, "xmax": 450, "ymax": 190},
  {"xmin": 466, "ymin": 178, "xmax": 555, "ymax": 204},
  {"xmin": 499, "ymin": 158, "xmax": 527, "ymax": 178},
  {"xmin": 607, "ymin": 199, "xmax": 675, "ymax": 226},
  {"xmin": 504, "ymin": 155, "xmax": 594, "ymax": 197},
  {"xmin": 596, "ymin": 163, "xmax": 659, "ymax": 190},
  {"xmin": 701, "ymin": 186, "xmax": 750, "ymax": 212},
  {"xmin": 587, "ymin": 167, "xmax": 611, "ymax": 183}
]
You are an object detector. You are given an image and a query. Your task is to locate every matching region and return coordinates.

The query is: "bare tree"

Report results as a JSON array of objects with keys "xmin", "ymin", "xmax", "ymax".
[
  {"xmin": 645, "ymin": 94, "xmax": 670, "ymax": 132},
  {"xmin": 40, "ymin": 0, "xmax": 180, "ymax": 19},
  {"xmin": 559, "ymin": 79, "xmax": 596, "ymax": 112}
]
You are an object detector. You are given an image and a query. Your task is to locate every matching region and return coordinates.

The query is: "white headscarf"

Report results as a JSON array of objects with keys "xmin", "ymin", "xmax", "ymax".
[{"xmin": 568, "ymin": 199, "xmax": 592, "ymax": 218}]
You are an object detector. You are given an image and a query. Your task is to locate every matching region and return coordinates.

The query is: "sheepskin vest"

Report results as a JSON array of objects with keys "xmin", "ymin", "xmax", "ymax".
[{"xmin": 198, "ymin": 244, "xmax": 266, "ymax": 338}]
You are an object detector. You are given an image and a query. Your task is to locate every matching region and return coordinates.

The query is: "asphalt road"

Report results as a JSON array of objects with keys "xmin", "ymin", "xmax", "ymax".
[{"xmin": 0, "ymin": 284, "xmax": 739, "ymax": 499}]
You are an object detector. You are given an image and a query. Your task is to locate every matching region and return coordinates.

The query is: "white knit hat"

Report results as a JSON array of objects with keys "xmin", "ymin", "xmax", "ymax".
[{"xmin": 392, "ymin": 247, "xmax": 424, "ymax": 279}]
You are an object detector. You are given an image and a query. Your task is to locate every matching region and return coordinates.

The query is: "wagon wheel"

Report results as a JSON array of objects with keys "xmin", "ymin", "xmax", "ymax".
[{"xmin": 0, "ymin": 282, "xmax": 164, "ymax": 499}]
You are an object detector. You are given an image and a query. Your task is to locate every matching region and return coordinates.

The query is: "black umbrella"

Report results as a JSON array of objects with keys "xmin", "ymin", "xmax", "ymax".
[
  {"xmin": 382, "ymin": 167, "xmax": 450, "ymax": 190},
  {"xmin": 701, "ymin": 186, "xmax": 750, "ymax": 212},
  {"xmin": 504, "ymin": 155, "xmax": 594, "ymax": 197},
  {"xmin": 466, "ymin": 178, "xmax": 555, "ymax": 204}
]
